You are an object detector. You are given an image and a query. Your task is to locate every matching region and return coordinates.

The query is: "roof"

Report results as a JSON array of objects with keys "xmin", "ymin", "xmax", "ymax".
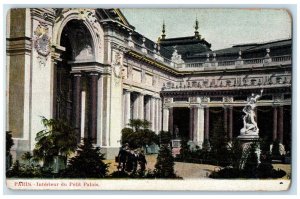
[
  {"xmin": 159, "ymin": 36, "xmax": 212, "ymax": 60},
  {"xmin": 189, "ymin": 38, "xmax": 292, "ymax": 60},
  {"xmin": 96, "ymin": 9, "xmax": 135, "ymax": 30}
]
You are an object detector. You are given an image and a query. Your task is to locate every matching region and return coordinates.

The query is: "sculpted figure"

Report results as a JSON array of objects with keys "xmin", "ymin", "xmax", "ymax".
[{"xmin": 240, "ymin": 89, "xmax": 263, "ymax": 135}]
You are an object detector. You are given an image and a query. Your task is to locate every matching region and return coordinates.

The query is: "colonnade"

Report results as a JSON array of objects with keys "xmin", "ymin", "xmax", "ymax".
[
  {"xmin": 122, "ymin": 90, "xmax": 162, "ymax": 133},
  {"xmin": 163, "ymin": 105, "xmax": 286, "ymax": 146}
]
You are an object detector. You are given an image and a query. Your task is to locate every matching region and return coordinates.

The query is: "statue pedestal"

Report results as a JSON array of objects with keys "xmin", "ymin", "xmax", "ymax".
[{"xmin": 237, "ymin": 135, "xmax": 260, "ymax": 169}]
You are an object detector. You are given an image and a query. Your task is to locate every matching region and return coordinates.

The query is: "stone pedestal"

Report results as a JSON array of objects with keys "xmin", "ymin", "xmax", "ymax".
[{"xmin": 237, "ymin": 135, "xmax": 260, "ymax": 169}]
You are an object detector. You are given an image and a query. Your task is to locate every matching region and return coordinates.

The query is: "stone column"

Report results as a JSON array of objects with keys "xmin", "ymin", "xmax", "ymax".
[
  {"xmin": 155, "ymin": 98, "xmax": 160, "ymax": 133},
  {"xmin": 169, "ymin": 107, "xmax": 174, "ymax": 135},
  {"xmin": 133, "ymin": 93, "xmax": 139, "ymax": 119},
  {"xmin": 150, "ymin": 97, "xmax": 155, "ymax": 131},
  {"xmin": 124, "ymin": 90, "xmax": 131, "ymax": 127},
  {"xmin": 88, "ymin": 72, "xmax": 99, "ymax": 141},
  {"xmin": 204, "ymin": 106, "xmax": 210, "ymax": 140},
  {"xmin": 138, "ymin": 94, "xmax": 144, "ymax": 120},
  {"xmin": 224, "ymin": 106, "xmax": 228, "ymax": 136},
  {"xmin": 273, "ymin": 106, "xmax": 278, "ymax": 141},
  {"xmin": 278, "ymin": 106, "xmax": 284, "ymax": 143},
  {"xmin": 197, "ymin": 106, "xmax": 205, "ymax": 146},
  {"xmin": 145, "ymin": 97, "xmax": 151, "ymax": 122},
  {"xmin": 193, "ymin": 106, "xmax": 199, "ymax": 142},
  {"xmin": 189, "ymin": 107, "xmax": 194, "ymax": 140},
  {"xmin": 158, "ymin": 99, "xmax": 162, "ymax": 132},
  {"xmin": 162, "ymin": 107, "xmax": 169, "ymax": 131},
  {"xmin": 228, "ymin": 106, "xmax": 233, "ymax": 141},
  {"xmin": 72, "ymin": 73, "xmax": 82, "ymax": 142}
]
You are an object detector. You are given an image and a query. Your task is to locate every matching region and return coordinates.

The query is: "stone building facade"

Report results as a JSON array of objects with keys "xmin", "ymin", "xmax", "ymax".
[{"xmin": 6, "ymin": 8, "xmax": 292, "ymax": 159}]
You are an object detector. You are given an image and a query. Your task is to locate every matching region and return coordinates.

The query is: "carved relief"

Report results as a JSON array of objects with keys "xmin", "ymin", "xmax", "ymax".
[
  {"xmin": 164, "ymin": 98, "xmax": 172, "ymax": 104},
  {"xmin": 274, "ymin": 94, "xmax": 283, "ymax": 102},
  {"xmin": 200, "ymin": 96, "xmax": 209, "ymax": 103},
  {"xmin": 112, "ymin": 51, "xmax": 123, "ymax": 84},
  {"xmin": 224, "ymin": 96, "xmax": 233, "ymax": 103},
  {"xmin": 189, "ymin": 97, "xmax": 198, "ymax": 103},
  {"xmin": 34, "ymin": 24, "xmax": 51, "ymax": 66}
]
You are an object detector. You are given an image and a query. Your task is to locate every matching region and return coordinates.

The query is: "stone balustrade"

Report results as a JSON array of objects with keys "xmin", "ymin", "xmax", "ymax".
[
  {"xmin": 126, "ymin": 36, "xmax": 292, "ymax": 72},
  {"xmin": 185, "ymin": 55, "xmax": 291, "ymax": 69}
]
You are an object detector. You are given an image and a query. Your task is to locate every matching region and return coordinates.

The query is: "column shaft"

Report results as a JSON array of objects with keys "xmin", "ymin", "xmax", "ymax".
[
  {"xmin": 162, "ymin": 107, "xmax": 169, "ymax": 131},
  {"xmin": 273, "ymin": 106, "xmax": 278, "ymax": 141},
  {"xmin": 88, "ymin": 73, "xmax": 99, "ymax": 141},
  {"xmin": 124, "ymin": 90, "xmax": 131, "ymax": 126},
  {"xmin": 189, "ymin": 107, "xmax": 194, "ymax": 140},
  {"xmin": 150, "ymin": 97, "xmax": 155, "ymax": 131},
  {"xmin": 169, "ymin": 107, "xmax": 174, "ymax": 134},
  {"xmin": 228, "ymin": 107, "xmax": 233, "ymax": 141},
  {"xmin": 278, "ymin": 106, "xmax": 284, "ymax": 143},
  {"xmin": 224, "ymin": 106, "xmax": 228, "ymax": 136},
  {"xmin": 72, "ymin": 73, "xmax": 82, "ymax": 142},
  {"xmin": 193, "ymin": 107, "xmax": 198, "ymax": 142},
  {"xmin": 138, "ymin": 94, "xmax": 144, "ymax": 120},
  {"xmin": 204, "ymin": 107, "xmax": 209, "ymax": 140}
]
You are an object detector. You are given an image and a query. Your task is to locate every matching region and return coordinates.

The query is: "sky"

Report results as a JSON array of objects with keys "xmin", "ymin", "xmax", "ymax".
[{"xmin": 121, "ymin": 8, "xmax": 292, "ymax": 50}]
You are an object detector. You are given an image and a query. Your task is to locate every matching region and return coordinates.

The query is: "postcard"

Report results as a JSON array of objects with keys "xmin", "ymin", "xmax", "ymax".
[{"xmin": 5, "ymin": 8, "xmax": 292, "ymax": 191}]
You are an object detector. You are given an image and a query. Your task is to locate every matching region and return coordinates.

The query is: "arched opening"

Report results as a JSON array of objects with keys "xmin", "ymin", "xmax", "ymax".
[{"xmin": 54, "ymin": 19, "xmax": 96, "ymax": 140}]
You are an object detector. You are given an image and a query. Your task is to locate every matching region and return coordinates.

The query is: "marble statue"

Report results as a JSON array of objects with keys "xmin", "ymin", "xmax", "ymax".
[{"xmin": 240, "ymin": 89, "xmax": 263, "ymax": 136}]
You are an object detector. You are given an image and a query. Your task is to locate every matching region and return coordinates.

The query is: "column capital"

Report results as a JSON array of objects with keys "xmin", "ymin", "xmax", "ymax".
[
  {"xmin": 223, "ymin": 105, "xmax": 229, "ymax": 109},
  {"xmin": 71, "ymin": 72, "xmax": 82, "ymax": 77},
  {"xmin": 124, "ymin": 89, "xmax": 132, "ymax": 93},
  {"xmin": 88, "ymin": 72, "xmax": 100, "ymax": 76}
]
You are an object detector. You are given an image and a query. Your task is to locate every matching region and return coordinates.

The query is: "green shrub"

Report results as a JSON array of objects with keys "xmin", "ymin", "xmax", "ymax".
[
  {"xmin": 155, "ymin": 144, "xmax": 177, "ymax": 178},
  {"xmin": 60, "ymin": 138, "xmax": 108, "ymax": 178},
  {"xmin": 121, "ymin": 119, "xmax": 158, "ymax": 149}
]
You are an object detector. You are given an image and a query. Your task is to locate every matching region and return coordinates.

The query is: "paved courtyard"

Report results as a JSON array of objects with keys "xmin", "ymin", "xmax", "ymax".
[{"xmin": 104, "ymin": 154, "xmax": 291, "ymax": 179}]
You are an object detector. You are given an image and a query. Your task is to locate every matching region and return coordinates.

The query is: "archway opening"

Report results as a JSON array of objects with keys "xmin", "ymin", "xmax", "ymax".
[{"xmin": 55, "ymin": 19, "xmax": 95, "ymax": 139}]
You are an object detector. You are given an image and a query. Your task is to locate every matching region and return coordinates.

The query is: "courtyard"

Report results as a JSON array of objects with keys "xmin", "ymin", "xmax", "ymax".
[{"xmin": 104, "ymin": 154, "xmax": 291, "ymax": 179}]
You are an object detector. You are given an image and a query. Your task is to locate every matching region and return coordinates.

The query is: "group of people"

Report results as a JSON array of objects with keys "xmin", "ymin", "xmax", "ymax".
[{"xmin": 117, "ymin": 143, "xmax": 147, "ymax": 173}]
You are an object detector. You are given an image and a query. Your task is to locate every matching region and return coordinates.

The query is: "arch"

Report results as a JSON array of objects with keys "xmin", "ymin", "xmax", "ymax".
[
  {"xmin": 61, "ymin": 20, "xmax": 95, "ymax": 61},
  {"xmin": 53, "ymin": 9, "xmax": 104, "ymax": 63}
]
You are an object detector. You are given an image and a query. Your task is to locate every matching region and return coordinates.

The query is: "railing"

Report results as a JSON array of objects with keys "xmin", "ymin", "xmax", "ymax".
[
  {"xmin": 272, "ymin": 55, "xmax": 292, "ymax": 62},
  {"xmin": 186, "ymin": 62, "xmax": 203, "ymax": 68},
  {"xmin": 127, "ymin": 38, "xmax": 291, "ymax": 71},
  {"xmin": 243, "ymin": 58, "xmax": 264, "ymax": 65},
  {"xmin": 217, "ymin": 60, "xmax": 236, "ymax": 66}
]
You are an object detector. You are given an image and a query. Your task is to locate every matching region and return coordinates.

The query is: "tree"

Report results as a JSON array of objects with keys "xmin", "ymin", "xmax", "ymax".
[
  {"xmin": 121, "ymin": 119, "xmax": 158, "ymax": 149},
  {"xmin": 61, "ymin": 138, "xmax": 108, "ymax": 178},
  {"xmin": 178, "ymin": 137, "xmax": 191, "ymax": 161},
  {"xmin": 210, "ymin": 117, "xmax": 230, "ymax": 166},
  {"xmin": 6, "ymin": 131, "xmax": 14, "ymax": 170},
  {"xmin": 243, "ymin": 142, "xmax": 259, "ymax": 178},
  {"xmin": 154, "ymin": 144, "xmax": 177, "ymax": 178},
  {"xmin": 158, "ymin": 131, "xmax": 172, "ymax": 145},
  {"xmin": 228, "ymin": 138, "xmax": 243, "ymax": 169},
  {"xmin": 33, "ymin": 117, "xmax": 78, "ymax": 170}
]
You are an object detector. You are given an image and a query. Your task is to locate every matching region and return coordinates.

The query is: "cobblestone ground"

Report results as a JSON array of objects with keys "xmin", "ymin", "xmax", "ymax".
[{"xmin": 104, "ymin": 154, "xmax": 291, "ymax": 179}]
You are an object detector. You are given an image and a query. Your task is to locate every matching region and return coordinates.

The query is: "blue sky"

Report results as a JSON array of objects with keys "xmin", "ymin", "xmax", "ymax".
[{"xmin": 121, "ymin": 8, "xmax": 292, "ymax": 50}]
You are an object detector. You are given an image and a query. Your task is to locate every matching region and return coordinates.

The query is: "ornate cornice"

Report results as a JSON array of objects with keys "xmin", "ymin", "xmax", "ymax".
[
  {"xmin": 6, "ymin": 36, "xmax": 32, "ymax": 55},
  {"xmin": 161, "ymin": 86, "xmax": 291, "ymax": 97},
  {"xmin": 126, "ymin": 50, "xmax": 179, "ymax": 76}
]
